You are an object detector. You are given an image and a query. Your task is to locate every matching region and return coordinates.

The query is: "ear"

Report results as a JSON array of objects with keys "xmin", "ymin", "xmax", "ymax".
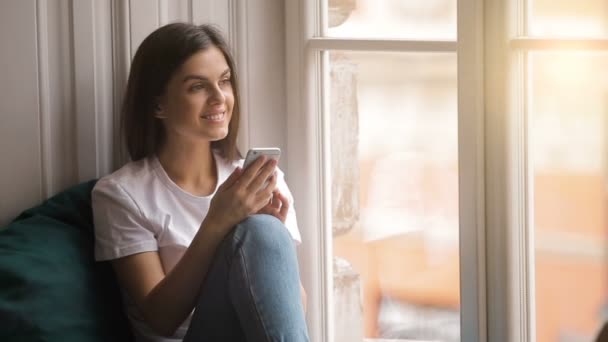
[
  {"xmin": 154, "ymin": 107, "xmax": 167, "ymax": 119},
  {"xmin": 154, "ymin": 96, "xmax": 167, "ymax": 119}
]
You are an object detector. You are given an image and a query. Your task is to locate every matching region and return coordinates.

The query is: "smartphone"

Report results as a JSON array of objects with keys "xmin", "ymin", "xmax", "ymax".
[{"xmin": 243, "ymin": 147, "xmax": 281, "ymax": 169}]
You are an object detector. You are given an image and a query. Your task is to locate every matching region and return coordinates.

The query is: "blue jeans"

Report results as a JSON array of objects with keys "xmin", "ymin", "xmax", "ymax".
[{"xmin": 183, "ymin": 214, "xmax": 310, "ymax": 341}]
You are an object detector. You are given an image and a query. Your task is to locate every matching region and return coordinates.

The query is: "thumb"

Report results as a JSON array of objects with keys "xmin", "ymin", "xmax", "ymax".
[{"xmin": 219, "ymin": 167, "xmax": 242, "ymax": 190}]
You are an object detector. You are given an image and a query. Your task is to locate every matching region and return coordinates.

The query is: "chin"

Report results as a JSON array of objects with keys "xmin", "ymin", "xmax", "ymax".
[{"xmin": 206, "ymin": 129, "xmax": 229, "ymax": 141}]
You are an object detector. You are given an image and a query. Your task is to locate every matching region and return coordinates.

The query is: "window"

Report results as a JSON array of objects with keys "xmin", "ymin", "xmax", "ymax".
[
  {"xmin": 330, "ymin": 50, "xmax": 459, "ymax": 341},
  {"xmin": 286, "ymin": 1, "xmax": 477, "ymax": 341},
  {"xmin": 286, "ymin": 0, "xmax": 608, "ymax": 341}
]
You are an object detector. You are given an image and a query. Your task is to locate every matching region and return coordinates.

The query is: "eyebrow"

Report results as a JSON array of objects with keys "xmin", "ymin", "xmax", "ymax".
[{"xmin": 182, "ymin": 68, "xmax": 231, "ymax": 83}]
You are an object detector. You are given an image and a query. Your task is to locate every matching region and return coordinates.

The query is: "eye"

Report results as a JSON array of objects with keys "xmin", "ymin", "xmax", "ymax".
[
  {"xmin": 219, "ymin": 78, "xmax": 232, "ymax": 86},
  {"xmin": 190, "ymin": 83, "xmax": 206, "ymax": 91}
]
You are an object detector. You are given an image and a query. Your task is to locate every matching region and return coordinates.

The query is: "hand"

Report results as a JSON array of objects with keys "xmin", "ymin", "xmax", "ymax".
[
  {"xmin": 257, "ymin": 190, "xmax": 290, "ymax": 223},
  {"xmin": 204, "ymin": 156, "xmax": 278, "ymax": 236}
]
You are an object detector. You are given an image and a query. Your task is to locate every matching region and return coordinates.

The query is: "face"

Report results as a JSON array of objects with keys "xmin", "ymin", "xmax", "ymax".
[{"xmin": 157, "ymin": 46, "xmax": 234, "ymax": 145}]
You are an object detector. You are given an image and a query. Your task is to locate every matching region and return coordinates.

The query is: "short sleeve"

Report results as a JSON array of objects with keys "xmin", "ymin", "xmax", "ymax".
[
  {"xmin": 276, "ymin": 168, "xmax": 302, "ymax": 244},
  {"xmin": 92, "ymin": 179, "xmax": 158, "ymax": 261}
]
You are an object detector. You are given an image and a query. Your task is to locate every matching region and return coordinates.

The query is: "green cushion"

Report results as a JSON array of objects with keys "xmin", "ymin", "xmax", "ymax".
[{"xmin": 0, "ymin": 180, "xmax": 133, "ymax": 342}]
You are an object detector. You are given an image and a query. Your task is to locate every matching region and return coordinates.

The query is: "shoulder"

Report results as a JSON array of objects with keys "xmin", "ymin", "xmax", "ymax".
[
  {"xmin": 93, "ymin": 157, "xmax": 160, "ymax": 203},
  {"xmin": 99, "ymin": 157, "xmax": 154, "ymax": 182}
]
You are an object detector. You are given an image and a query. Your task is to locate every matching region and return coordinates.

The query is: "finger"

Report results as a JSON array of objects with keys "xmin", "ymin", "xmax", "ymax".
[
  {"xmin": 266, "ymin": 172, "xmax": 279, "ymax": 192},
  {"xmin": 264, "ymin": 194, "xmax": 280, "ymax": 211},
  {"xmin": 264, "ymin": 191, "xmax": 280, "ymax": 211},
  {"xmin": 270, "ymin": 192, "xmax": 281, "ymax": 210},
  {"xmin": 219, "ymin": 166, "xmax": 242, "ymax": 190},
  {"xmin": 257, "ymin": 205, "xmax": 273, "ymax": 216},
  {"xmin": 254, "ymin": 191, "xmax": 276, "ymax": 214},
  {"xmin": 253, "ymin": 173, "xmax": 278, "ymax": 205},
  {"xmin": 239, "ymin": 155, "xmax": 268, "ymax": 188},
  {"xmin": 247, "ymin": 159, "xmax": 277, "ymax": 192}
]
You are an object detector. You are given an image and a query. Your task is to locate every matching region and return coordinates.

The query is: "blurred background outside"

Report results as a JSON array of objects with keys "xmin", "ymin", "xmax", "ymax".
[{"xmin": 327, "ymin": 1, "xmax": 608, "ymax": 341}]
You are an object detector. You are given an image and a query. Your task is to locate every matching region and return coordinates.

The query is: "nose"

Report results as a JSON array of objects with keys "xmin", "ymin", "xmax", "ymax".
[{"xmin": 208, "ymin": 84, "xmax": 226, "ymax": 104}]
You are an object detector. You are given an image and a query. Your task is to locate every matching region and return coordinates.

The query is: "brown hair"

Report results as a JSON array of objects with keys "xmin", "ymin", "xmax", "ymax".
[{"xmin": 121, "ymin": 23, "xmax": 241, "ymax": 161}]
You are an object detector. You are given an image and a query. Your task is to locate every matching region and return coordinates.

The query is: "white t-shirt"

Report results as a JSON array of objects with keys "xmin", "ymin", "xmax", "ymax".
[{"xmin": 92, "ymin": 151, "xmax": 301, "ymax": 342}]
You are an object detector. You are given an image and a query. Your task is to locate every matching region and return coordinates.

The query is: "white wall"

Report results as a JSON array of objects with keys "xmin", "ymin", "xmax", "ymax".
[
  {"xmin": 0, "ymin": 0, "xmax": 45, "ymax": 227},
  {"xmin": 0, "ymin": 0, "xmax": 287, "ymax": 226}
]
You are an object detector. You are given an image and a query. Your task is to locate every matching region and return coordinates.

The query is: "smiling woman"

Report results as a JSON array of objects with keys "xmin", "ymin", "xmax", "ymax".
[
  {"xmin": 93, "ymin": 23, "xmax": 309, "ymax": 341},
  {"xmin": 121, "ymin": 23, "xmax": 240, "ymax": 163}
]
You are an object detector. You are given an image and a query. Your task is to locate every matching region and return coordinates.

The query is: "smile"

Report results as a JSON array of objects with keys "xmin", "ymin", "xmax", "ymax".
[{"xmin": 201, "ymin": 112, "xmax": 226, "ymax": 122}]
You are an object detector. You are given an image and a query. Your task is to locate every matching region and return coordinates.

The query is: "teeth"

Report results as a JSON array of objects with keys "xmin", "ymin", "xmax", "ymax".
[{"xmin": 202, "ymin": 112, "xmax": 225, "ymax": 120}]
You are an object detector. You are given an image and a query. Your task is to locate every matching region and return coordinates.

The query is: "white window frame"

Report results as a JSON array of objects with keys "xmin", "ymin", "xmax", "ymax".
[{"xmin": 285, "ymin": 1, "xmax": 486, "ymax": 341}]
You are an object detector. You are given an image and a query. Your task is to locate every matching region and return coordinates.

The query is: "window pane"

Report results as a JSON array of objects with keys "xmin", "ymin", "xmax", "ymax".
[
  {"xmin": 529, "ymin": 52, "xmax": 608, "ymax": 342},
  {"xmin": 328, "ymin": 51, "xmax": 459, "ymax": 341},
  {"xmin": 528, "ymin": 0, "xmax": 608, "ymax": 38},
  {"xmin": 326, "ymin": 0, "xmax": 456, "ymax": 40}
]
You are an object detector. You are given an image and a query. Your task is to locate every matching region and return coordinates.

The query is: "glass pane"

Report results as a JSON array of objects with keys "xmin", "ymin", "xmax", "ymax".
[
  {"xmin": 328, "ymin": 51, "xmax": 459, "ymax": 341},
  {"xmin": 529, "ymin": 52, "xmax": 608, "ymax": 342},
  {"xmin": 529, "ymin": 0, "xmax": 608, "ymax": 38},
  {"xmin": 326, "ymin": 0, "xmax": 456, "ymax": 40}
]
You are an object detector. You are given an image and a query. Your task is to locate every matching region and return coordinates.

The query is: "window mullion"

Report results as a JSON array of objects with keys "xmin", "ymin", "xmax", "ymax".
[
  {"xmin": 510, "ymin": 38, "xmax": 608, "ymax": 50},
  {"xmin": 484, "ymin": 0, "xmax": 527, "ymax": 341},
  {"xmin": 308, "ymin": 37, "xmax": 457, "ymax": 52},
  {"xmin": 285, "ymin": 1, "xmax": 329, "ymax": 341},
  {"xmin": 319, "ymin": 49, "xmax": 334, "ymax": 342},
  {"xmin": 523, "ymin": 48, "xmax": 537, "ymax": 342},
  {"xmin": 509, "ymin": 48, "xmax": 534, "ymax": 342},
  {"xmin": 486, "ymin": 0, "xmax": 536, "ymax": 341},
  {"xmin": 458, "ymin": 0, "xmax": 487, "ymax": 341}
]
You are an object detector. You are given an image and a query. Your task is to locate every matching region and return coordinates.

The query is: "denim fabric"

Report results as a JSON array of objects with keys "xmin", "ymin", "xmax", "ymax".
[{"xmin": 183, "ymin": 214, "xmax": 309, "ymax": 342}]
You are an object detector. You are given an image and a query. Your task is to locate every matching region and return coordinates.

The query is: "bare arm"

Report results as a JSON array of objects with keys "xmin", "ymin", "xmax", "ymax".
[
  {"xmin": 111, "ymin": 156, "xmax": 279, "ymax": 336},
  {"xmin": 111, "ymin": 220, "xmax": 225, "ymax": 336}
]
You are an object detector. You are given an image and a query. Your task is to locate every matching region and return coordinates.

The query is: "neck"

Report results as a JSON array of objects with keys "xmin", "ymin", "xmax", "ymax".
[{"xmin": 157, "ymin": 137, "xmax": 217, "ymax": 196}]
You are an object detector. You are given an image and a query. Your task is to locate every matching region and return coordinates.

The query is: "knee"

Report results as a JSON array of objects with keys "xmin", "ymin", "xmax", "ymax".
[{"xmin": 233, "ymin": 214, "xmax": 293, "ymax": 251}]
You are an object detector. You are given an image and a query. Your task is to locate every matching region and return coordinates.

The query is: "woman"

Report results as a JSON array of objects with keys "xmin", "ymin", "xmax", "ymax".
[{"xmin": 92, "ymin": 23, "xmax": 309, "ymax": 341}]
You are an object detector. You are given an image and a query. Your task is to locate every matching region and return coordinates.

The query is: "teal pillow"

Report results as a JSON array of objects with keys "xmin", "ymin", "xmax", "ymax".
[{"xmin": 0, "ymin": 180, "xmax": 133, "ymax": 342}]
